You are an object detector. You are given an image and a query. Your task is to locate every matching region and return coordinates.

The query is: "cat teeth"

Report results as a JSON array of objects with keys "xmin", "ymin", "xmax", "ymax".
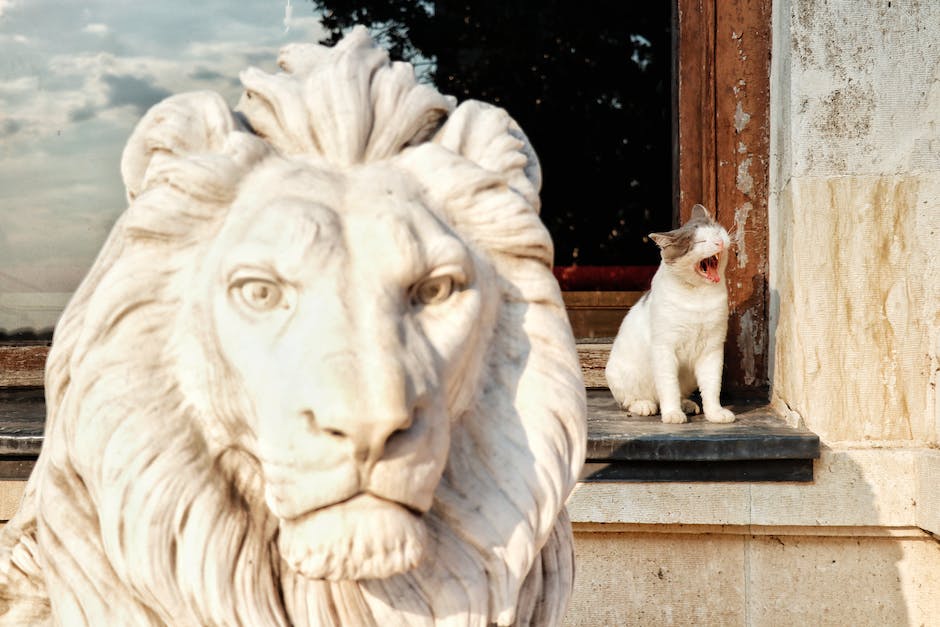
[
  {"xmin": 698, "ymin": 254, "xmax": 719, "ymax": 272},
  {"xmin": 697, "ymin": 254, "xmax": 721, "ymax": 282}
]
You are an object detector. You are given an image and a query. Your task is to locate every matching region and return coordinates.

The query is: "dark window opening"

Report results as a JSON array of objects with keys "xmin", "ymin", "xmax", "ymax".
[{"xmin": 314, "ymin": 0, "xmax": 674, "ymax": 272}]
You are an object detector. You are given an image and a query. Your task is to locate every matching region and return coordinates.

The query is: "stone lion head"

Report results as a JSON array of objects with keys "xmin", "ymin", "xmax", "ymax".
[{"xmin": 0, "ymin": 27, "xmax": 586, "ymax": 626}]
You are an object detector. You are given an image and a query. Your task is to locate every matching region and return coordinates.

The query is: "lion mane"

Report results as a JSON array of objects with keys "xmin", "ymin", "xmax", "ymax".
[{"xmin": 0, "ymin": 27, "xmax": 586, "ymax": 626}]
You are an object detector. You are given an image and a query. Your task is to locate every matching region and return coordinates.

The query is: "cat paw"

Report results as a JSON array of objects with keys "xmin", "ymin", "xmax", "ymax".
[
  {"xmin": 705, "ymin": 407, "xmax": 736, "ymax": 423},
  {"xmin": 626, "ymin": 400, "xmax": 658, "ymax": 416},
  {"xmin": 661, "ymin": 409, "xmax": 688, "ymax": 424},
  {"xmin": 681, "ymin": 399, "xmax": 701, "ymax": 415}
]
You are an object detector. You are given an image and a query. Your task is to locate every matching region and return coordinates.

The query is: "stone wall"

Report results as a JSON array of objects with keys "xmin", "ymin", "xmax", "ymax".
[
  {"xmin": 564, "ymin": 449, "xmax": 940, "ymax": 625},
  {"xmin": 769, "ymin": 0, "xmax": 940, "ymax": 443},
  {"xmin": 565, "ymin": 527, "xmax": 940, "ymax": 627}
]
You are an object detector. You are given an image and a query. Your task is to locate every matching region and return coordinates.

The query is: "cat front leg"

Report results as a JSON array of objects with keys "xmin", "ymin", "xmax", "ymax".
[
  {"xmin": 652, "ymin": 346, "xmax": 687, "ymax": 424},
  {"xmin": 695, "ymin": 348, "xmax": 735, "ymax": 423}
]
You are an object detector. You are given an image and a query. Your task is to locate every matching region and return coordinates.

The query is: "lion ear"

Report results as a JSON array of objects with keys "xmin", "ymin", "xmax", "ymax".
[
  {"xmin": 432, "ymin": 100, "xmax": 542, "ymax": 212},
  {"xmin": 120, "ymin": 92, "xmax": 241, "ymax": 201}
]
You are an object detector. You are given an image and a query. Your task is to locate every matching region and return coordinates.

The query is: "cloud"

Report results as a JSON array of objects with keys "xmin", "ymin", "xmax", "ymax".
[
  {"xmin": 68, "ymin": 104, "xmax": 96, "ymax": 123},
  {"xmin": 188, "ymin": 66, "xmax": 226, "ymax": 81},
  {"xmin": 0, "ymin": 75, "xmax": 38, "ymax": 97},
  {"xmin": 0, "ymin": 117, "xmax": 22, "ymax": 137},
  {"xmin": 83, "ymin": 22, "xmax": 108, "ymax": 35},
  {"xmin": 0, "ymin": 32, "xmax": 26, "ymax": 44},
  {"xmin": 101, "ymin": 73, "xmax": 172, "ymax": 114},
  {"xmin": 187, "ymin": 66, "xmax": 241, "ymax": 88},
  {"xmin": 0, "ymin": 74, "xmax": 88, "ymax": 143}
]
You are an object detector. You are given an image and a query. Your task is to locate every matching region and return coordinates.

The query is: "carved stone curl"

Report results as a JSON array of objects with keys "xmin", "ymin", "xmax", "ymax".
[{"xmin": 0, "ymin": 27, "xmax": 586, "ymax": 626}]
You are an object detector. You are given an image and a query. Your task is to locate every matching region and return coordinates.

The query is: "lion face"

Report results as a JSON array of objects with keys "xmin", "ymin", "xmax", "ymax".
[{"xmin": 192, "ymin": 157, "xmax": 498, "ymax": 580}]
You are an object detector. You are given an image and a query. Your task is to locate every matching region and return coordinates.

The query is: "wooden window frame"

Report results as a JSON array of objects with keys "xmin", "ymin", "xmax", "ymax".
[{"xmin": 675, "ymin": 0, "xmax": 771, "ymax": 398}]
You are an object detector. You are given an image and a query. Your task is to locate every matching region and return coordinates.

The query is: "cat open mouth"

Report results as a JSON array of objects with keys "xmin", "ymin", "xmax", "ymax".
[{"xmin": 697, "ymin": 253, "xmax": 721, "ymax": 283}]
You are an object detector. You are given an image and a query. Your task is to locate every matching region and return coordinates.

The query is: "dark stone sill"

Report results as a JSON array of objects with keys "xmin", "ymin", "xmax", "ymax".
[
  {"xmin": 0, "ymin": 387, "xmax": 821, "ymax": 483},
  {"xmin": 583, "ymin": 389, "xmax": 820, "ymax": 482}
]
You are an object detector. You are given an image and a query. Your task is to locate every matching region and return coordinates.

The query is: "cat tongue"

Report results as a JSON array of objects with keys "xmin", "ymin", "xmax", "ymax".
[{"xmin": 706, "ymin": 256, "xmax": 720, "ymax": 283}]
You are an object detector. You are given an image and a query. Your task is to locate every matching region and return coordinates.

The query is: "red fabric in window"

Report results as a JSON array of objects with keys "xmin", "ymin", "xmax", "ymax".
[{"xmin": 552, "ymin": 266, "xmax": 657, "ymax": 291}]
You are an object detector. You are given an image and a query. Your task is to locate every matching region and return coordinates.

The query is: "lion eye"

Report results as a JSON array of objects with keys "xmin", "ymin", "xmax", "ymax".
[
  {"xmin": 234, "ymin": 279, "xmax": 283, "ymax": 311},
  {"xmin": 411, "ymin": 275, "xmax": 456, "ymax": 306}
]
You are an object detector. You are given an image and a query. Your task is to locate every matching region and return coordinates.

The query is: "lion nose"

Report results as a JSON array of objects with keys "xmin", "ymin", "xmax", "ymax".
[{"xmin": 312, "ymin": 410, "xmax": 413, "ymax": 464}]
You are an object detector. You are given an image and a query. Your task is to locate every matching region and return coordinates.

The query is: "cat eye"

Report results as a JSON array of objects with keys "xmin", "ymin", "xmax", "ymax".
[
  {"xmin": 231, "ymin": 278, "xmax": 285, "ymax": 312},
  {"xmin": 410, "ymin": 273, "xmax": 462, "ymax": 307}
]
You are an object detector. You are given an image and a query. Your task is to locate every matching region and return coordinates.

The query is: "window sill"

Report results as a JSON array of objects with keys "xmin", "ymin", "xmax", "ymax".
[{"xmin": 582, "ymin": 389, "xmax": 820, "ymax": 482}]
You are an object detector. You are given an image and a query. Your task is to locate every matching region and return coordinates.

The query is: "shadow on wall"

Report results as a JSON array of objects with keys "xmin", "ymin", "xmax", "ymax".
[{"xmin": 741, "ymin": 452, "xmax": 912, "ymax": 626}]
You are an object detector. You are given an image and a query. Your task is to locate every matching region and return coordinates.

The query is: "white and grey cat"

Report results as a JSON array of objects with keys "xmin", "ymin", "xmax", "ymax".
[{"xmin": 605, "ymin": 204, "xmax": 735, "ymax": 424}]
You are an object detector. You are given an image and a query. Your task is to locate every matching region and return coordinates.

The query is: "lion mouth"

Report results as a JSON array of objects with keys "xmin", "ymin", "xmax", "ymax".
[
  {"xmin": 283, "ymin": 492, "xmax": 422, "ymax": 523},
  {"xmin": 278, "ymin": 493, "xmax": 429, "ymax": 581},
  {"xmin": 696, "ymin": 253, "xmax": 721, "ymax": 283}
]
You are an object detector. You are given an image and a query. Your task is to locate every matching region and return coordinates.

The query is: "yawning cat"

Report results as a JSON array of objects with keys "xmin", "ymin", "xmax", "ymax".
[{"xmin": 605, "ymin": 204, "xmax": 735, "ymax": 424}]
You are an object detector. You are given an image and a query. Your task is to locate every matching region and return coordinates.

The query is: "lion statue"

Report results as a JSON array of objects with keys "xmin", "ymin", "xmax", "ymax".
[{"xmin": 0, "ymin": 27, "xmax": 586, "ymax": 626}]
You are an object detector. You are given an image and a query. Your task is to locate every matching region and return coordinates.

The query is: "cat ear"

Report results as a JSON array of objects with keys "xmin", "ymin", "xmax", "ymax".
[
  {"xmin": 691, "ymin": 204, "xmax": 710, "ymax": 220},
  {"xmin": 649, "ymin": 231, "xmax": 674, "ymax": 249}
]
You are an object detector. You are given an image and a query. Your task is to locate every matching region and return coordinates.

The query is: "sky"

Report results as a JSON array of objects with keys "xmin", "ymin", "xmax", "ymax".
[{"xmin": 0, "ymin": 0, "xmax": 329, "ymax": 329}]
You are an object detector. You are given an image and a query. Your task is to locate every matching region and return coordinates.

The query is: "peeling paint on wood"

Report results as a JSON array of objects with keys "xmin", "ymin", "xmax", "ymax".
[
  {"xmin": 734, "ymin": 101, "xmax": 752, "ymax": 132},
  {"xmin": 678, "ymin": 0, "xmax": 771, "ymax": 397},
  {"xmin": 736, "ymin": 156, "xmax": 754, "ymax": 195},
  {"xmin": 733, "ymin": 201, "xmax": 753, "ymax": 268}
]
